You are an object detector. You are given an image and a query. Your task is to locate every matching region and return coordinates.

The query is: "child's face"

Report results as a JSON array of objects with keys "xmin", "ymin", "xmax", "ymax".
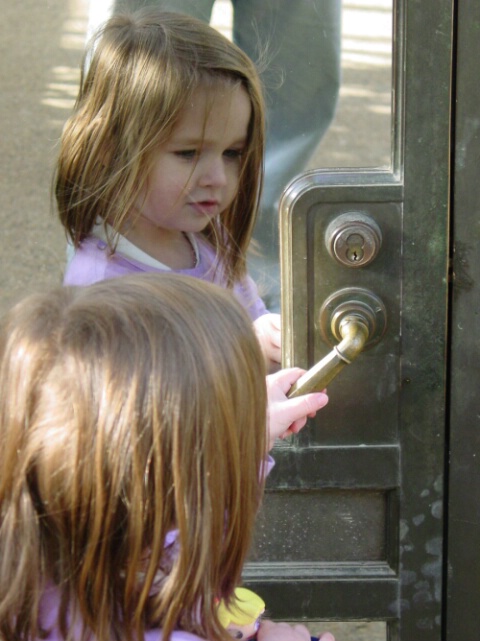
[{"xmin": 133, "ymin": 84, "xmax": 251, "ymax": 234}]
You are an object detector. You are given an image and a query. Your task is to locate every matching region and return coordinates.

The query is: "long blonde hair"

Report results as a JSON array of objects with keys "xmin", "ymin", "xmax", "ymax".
[
  {"xmin": 55, "ymin": 9, "xmax": 266, "ymax": 286},
  {"xmin": 0, "ymin": 274, "xmax": 267, "ymax": 641}
]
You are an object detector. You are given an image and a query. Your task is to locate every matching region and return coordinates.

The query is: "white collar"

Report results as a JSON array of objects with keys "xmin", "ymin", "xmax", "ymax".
[{"xmin": 92, "ymin": 220, "xmax": 199, "ymax": 270}]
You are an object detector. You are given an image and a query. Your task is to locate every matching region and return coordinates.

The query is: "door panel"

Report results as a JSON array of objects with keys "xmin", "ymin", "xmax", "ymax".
[
  {"xmin": 244, "ymin": 0, "xmax": 453, "ymax": 639},
  {"xmin": 447, "ymin": 1, "xmax": 480, "ymax": 639},
  {"xmin": 251, "ymin": 173, "xmax": 402, "ymax": 626},
  {"xmin": 280, "ymin": 176, "xmax": 402, "ymax": 447}
]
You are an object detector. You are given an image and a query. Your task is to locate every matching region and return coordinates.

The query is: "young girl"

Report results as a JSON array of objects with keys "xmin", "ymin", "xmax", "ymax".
[
  {"xmin": 0, "ymin": 274, "xmax": 332, "ymax": 641},
  {"xmin": 56, "ymin": 9, "xmax": 281, "ymax": 370}
]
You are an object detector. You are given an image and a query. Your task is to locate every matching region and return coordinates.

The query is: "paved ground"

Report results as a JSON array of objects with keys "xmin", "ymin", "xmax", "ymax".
[
  {"xmin": 0, "ymin": 1, "xmax": 391, "ymax": 638},
  {"xmin": 0, "ymin": 0, "xmax": 86, "ymax": 316}
]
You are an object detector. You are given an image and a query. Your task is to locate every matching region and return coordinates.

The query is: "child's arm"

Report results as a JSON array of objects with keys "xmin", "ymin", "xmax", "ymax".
[
  {"xmin": 258, "ymin": 620, "xmax": 335, "ymax": 641},
  {"xmin": 253, "ymin": 313, "xmax": 281, "ymax": 373},
  {"xmin": 266, "ymin": 368, "xmax": 329, "ymax": 450}
]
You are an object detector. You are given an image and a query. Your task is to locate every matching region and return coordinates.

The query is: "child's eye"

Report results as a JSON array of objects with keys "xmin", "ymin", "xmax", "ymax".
[
  {"xmin": 174, "ymin": 150, "xmax": 198, "ymax": 160},
  {"xmin": 223, "ymin": 149, "xmax": 244, "ymax": 161}
]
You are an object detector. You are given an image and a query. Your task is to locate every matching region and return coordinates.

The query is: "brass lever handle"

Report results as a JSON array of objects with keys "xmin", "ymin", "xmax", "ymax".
[
  {"xmin": 287, "ymin": 316, "xmax": 369, "ymax": 398},
  {"xmin": 287, "ymin": 288, "xmax": 387, "ymax": 398}
]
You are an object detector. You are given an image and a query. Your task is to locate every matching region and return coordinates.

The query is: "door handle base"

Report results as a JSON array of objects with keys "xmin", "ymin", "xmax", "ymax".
[{"xmin": 288, "ymin": 288, "xmax": 387, "ymax": 398}]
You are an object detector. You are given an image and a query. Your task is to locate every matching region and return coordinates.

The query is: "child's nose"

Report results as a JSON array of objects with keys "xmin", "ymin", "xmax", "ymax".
[{"xmin": 199, "ymin": 157, "xmax": 228, "ymax": 188}]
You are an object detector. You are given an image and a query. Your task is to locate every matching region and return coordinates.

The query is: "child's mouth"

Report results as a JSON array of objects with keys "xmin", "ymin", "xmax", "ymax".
[{"xmin": 191, "ymin": 200, "xmax": 220, "ymax": 216}]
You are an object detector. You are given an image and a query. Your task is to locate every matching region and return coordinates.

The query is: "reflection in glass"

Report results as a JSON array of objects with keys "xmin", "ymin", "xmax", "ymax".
[
  {"xmin": 310, "ymin": 0, "xmax": 393, "ymax": 169},
  {"xmin": 210, "ymin": 0, "xmax": 393, "ymax": 170},
  {"xmin": 0, "ymin": 0, "xmax": 393, "ymax": 317}
]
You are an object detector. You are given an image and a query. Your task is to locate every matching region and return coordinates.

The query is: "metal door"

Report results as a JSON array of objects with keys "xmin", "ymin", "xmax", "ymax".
[
  {"xmin": 446, "ymin": 1, "xmax": 480, "ymax": 640},
  {"xmin": 244, "ymin": 1, "xmax": 456, "ymax": 639}
]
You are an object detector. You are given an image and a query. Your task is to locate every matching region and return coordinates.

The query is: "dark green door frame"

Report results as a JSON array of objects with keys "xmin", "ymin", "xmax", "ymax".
[
  {"xmin": 446, "ymin": 1, "xmax": 480, "ymax": 640},
  {"xmin": 398, "ymin": 0, "xmax": 452, "ymax": 635}
]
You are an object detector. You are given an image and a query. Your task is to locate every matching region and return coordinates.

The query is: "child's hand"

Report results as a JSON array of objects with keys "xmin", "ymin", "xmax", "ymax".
[
  {"xmin": 253, "ymin": 313, "xmax": 281, "ymax": 373},
  {"xmin": 258, "ymin": 620, "xmax": 335, "ymax": 641},
  {"xmin": 266, "ymin": 368, "xmax": 329, "ymax": 450}
]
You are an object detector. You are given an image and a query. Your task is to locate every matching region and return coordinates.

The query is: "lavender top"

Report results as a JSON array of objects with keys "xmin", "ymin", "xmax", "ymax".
[
  {"xmin": 38, "ymin": 457, "xmax": 275, "ymax": 640},
  {"xmin": 64, "ymin": 232, "xmax": 268, "ymax": 321},
  {"xmin": 39, "ymin": 585, "xmax": 203, "ymax": 641}
]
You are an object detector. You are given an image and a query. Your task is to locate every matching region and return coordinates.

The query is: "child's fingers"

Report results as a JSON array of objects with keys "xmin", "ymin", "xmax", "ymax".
[
  {"xmin": 279, "ymin": 421, "xmax": 305, "ymax": 439},
  {"xmin": 292, "ymin": 391, "xmax": 329, "ymax": 417},
  {"xmin": 267, "ymin": 372, "xmax": 329, "ymax": 447},
  {"xmin": 258, "ymin": 620, "xmax": 312, "ymax": 641},
  {"xmin": 267, "ymin": 367, "xmax": 307, "ymax": 393},
  {"xmin": 271, "ymin": 370, "xmax": 329, "ymax": 398},
  {"xmin": 279, "ymin": 392, "xmax": 329, "ymax": 430},
  {"xmin": 286, "ymin": 418, "xmax": 307, "ymax": 435}
]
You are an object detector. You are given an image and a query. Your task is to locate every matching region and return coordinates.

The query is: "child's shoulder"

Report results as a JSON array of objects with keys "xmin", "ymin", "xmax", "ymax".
[{"xmin": 63, "ymin": 236, "xmax": 142, "ymax": 286}]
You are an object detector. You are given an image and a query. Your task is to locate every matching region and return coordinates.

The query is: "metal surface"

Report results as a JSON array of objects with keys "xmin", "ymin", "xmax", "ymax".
[
  {"xmin": 287, "ymin": 316, "xmax": 369, "ymax": 397},
  {"xmin": 325, "ymin": 212, "xmax": 382, "ymax": 267},
  {"xmin": 287, "ymin": 289, "xmax": 387, "ymax": 397},
  {"xmin": 246, "ymin": 0, "xmax": 454, "ymax": 639},
  {"xmin": 319, "ymin": 287, "xmax": 387, "ymax": 347},
  {"xmin": 446, "ymin": 2, "xmax": 480, "ymax": 639}
]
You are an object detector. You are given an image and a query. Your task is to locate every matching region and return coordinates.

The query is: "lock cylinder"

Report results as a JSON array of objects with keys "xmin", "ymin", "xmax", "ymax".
[{"xmin": 325, "ymin": 212, "xmax": 382, "ymax": 267}]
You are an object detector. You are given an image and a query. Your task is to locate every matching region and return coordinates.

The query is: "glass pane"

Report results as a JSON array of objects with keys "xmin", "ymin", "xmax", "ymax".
[
  {"xmin": 309, "ymin": 0, "xmax": 393, "ymax": 169},
  {"xmin": 208, "ymin": 0, "xmax": 393, "ymax": 308},
  {"xmin": 211, "ymin": 0, "xmax": 393, "ymax": 171},
  {"xmin": 0, "ymin": 0, "xmax": 393, "ymax": 314}
]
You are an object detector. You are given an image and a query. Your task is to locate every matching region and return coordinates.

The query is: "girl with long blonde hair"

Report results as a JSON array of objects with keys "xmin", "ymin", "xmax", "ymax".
[{"xmin": 0, "ymin": 274, "xmax": 331, "ymax": 641}]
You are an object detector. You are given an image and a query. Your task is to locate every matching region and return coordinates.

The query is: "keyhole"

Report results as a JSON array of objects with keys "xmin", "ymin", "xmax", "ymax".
[
  {"xmin": 325, "ymin": 212, "xmax": 382, "ymax": 267},
  {"xmin": 346, "ymin": 233, "xmax": 365, "ymax": 262}
]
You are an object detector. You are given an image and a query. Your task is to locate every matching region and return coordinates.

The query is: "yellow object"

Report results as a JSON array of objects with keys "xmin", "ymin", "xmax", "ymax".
[{"xmin": 217, "ymin": 587, "xmax": 265, "ymax": 635}]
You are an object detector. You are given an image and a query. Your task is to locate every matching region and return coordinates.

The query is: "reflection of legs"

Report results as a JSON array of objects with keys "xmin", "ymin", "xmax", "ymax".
[
  {"xmin": 111, "ymin": 0, "xmax": 215, "ymax": 21},
  {"xmin": 87, "ymin": 1, "xmax": 215, "ymax": 43},
  {"xmin": 232, "ymin": 0, "xmax": 341, "ymax": 310}
]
